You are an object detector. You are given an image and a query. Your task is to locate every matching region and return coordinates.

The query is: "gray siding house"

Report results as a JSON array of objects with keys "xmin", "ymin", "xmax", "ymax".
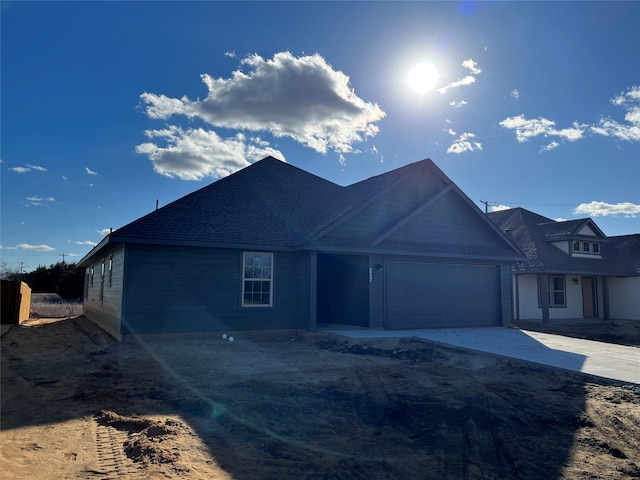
[
  {"xmin": 79, "ymin": 157, "xmax": 524, "ymax": 338},
  {"xmin": 489, "ymin": 208, "xmax": 640, "ymax": 322}
]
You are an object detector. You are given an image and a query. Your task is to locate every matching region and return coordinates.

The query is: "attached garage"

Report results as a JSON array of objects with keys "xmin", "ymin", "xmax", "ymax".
[{"xmin": 385, "ymin": 261, "xmax": 501, "ymax": 329}]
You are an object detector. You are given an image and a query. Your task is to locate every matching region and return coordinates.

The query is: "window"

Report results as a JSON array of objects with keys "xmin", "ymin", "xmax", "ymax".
[
  {"xmin": 242, "ymin": 252, "xmax": 273, "ymax": 306},
  {"xmin": 90, "ymin": 265, "xmax": 94, "ymax": 287},
  {"xmin": 572, "ymin": 240, "xmax": 601, "ymax": 256},
  {"xmin": 108, "ymin": 254, "xmax": 113, "ymax": 287},
  {"xmin": 538, "ymin": 275, "xmax": 566, "ymax": 308}
]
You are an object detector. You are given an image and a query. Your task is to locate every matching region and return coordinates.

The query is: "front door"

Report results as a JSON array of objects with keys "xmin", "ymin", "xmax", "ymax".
[{"xmin": 582, "ymin": 276, "xmax": 597, "ymax": 318}]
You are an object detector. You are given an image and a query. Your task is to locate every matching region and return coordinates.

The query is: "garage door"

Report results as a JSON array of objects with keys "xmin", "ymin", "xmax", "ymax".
[{"xmin": 386, "ymin": 262, "xmax": 500, "ymax": 329}]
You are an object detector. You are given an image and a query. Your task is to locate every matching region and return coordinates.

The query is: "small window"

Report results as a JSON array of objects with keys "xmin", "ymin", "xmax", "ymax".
[
  {"xmin": 108, "ymin": 254, "xmax": 113, "ymax": 287},
  {"xmin": 583, "ymin": 242, "xmax": 590, "ymax": 253},
  {"xmin": 242, "ymin": 252, "xmax": 273, "ymax": 307},
  {"xmin": 90, "ymin": 265, "xmax": 94, "ymax": 287},
  {"xmin": 572, "ymin": 241, "xmax": 581, "ymax": 253},
  {"xmin": 592, "ymin": 243, "xmax": 600, "ymax": 254}
]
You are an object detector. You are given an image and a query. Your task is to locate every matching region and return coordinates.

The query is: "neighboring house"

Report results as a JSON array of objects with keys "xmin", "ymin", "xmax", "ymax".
[
  {"xmin": 489, "ymin": 208, "xmax": 640, "ymax": 322},
  {"xmin": 79, "ymin": 156, "xmax": 524, "ymax": 338}
]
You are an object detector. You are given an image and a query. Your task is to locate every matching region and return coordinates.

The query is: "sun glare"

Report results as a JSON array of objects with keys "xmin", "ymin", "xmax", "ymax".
[{"xmin": 408, "ymin": 62, "xmax": 438, "ymax": 94}]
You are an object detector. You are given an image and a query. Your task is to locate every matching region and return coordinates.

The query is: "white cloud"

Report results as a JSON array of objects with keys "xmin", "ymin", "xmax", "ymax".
[
  {"xmin": 447, "ymin": 128, "xmax": 457, "ymax": 135},
  {"xmin": 371, "ymin": 145, "xmax": 383, "ymax": 163},
  {"xmin": 137, "ymin": 52, "xmax": 386, "ymax": 180},
  {"xmin": 462, "ymin": 59, "xmax": 481, "ymax": 75},
  {"xmin": 26, "ymin": 196, "xmax": 55, "ymax": 207},
  {"xmin": 447, "ymin": 132, "xmax": 482, "ymax": 154},
  {"xmin": 574, "ymin": 201, "xmax": 640, "ymax": 217},
  {"xmin": 85, "ymin": 167, "xmax": 98, "ymax": 175},
  {"xmin": 499, "ymin": 115, "xmax": 585, "ymax": 143},
  {"xmin": 449, "ymin": 100, "xmax": 468, "ymax": 108},
  {"xmin": 503, "ymin": 86, "xmax": 640, "ymax": 146},
  {"xmin": 490, "ymin": 205, "xmax": 511, "ymax": 212},
  {"xmin": 554, "ymin": 217, "xmax": 568, "ymax": 222},
  {"xmin": 224, "ymin": 51, "xmax": 237, "ymax": 59},
  {"xmin": 510, "ymin": 89, "xmax": 520, "ymax": 99},
  {"xmin": 98, "ymin": 228, "xmax": 111, "ymax": 236},
  {"xmin": 74, "ymin": 240, "xmax": 98, "ymax": 246},
  {"xmin": 136, "ymin": 126, "xmax": 283, "ymax": 180},
  {"xmin": 437, "ymin": 59, "xmax": 482, "ymax": 94},
  {"xmin": 15, "ymin": 243, "xmax": 55, "ymax": 252},
  {"xmin": 540, "ymin": 141, "xmax": 559, "ymax": 152},
  {"xmin": 438, "ymin": 75, "xmax": 476, "ymax": 94},
  {"xmin": 8, "ymin": 164, "xmax": 47, "ymax": 173}
]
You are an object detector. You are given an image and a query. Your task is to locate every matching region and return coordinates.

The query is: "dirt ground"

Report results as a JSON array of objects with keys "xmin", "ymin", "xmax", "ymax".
[{"xmin": 2, "ymin": 317, "xmax": 639, "ymax": 480}]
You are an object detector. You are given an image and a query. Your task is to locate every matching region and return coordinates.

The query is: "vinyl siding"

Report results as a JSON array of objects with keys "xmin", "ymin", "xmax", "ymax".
[
  {"xmin": 384, "ymin": 192, "xmax": 504, "ymax": 248},
  {"xmin": 326, "ymin": 172, "xmax": 447, "ymax": 240},
  {"xmin": 122, "ymin": 245, "xmax": 307, "ymax": 334},
  {"xmin": 83, "ymin": 246, "xmax": 124, "ymax": 339}
]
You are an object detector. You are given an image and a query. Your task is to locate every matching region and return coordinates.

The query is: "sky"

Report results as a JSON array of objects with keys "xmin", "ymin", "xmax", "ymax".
[{"xmin": 1, "ymin": 1, "xmax": 639, "ymax": 272}]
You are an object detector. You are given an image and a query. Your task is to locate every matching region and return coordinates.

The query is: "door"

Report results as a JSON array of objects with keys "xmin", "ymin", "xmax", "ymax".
[
  {"xmin": 582, "ymin": 276, "xmax": 597, "ymax": 318},
  {"xmin": 386, "ymin": 262, "xmax": 500, "ymax": 329}
]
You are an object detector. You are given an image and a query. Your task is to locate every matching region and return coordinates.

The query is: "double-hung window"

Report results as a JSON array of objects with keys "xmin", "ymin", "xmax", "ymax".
[
  {"xmin": 242, "ymin": 252, "xmax": 273, "ymax": 307},
  {"xmin": 538, "ymin": 275, "xmax": 566, "ymax": 308}
]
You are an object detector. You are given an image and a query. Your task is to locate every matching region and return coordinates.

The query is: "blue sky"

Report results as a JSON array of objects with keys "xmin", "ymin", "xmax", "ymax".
[{"xmin": 2, "ymin": 1, "xmax": 639, "ymax": 272}]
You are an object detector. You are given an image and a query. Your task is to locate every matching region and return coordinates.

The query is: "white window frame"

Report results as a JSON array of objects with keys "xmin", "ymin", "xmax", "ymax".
[{"xmin": 242, "ymin": 252, "xmax": 273, "ymax": 307}]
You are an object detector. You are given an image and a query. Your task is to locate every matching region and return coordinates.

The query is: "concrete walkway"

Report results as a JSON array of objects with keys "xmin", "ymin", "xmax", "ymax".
[{"xmin": 331, "ymin": 327, "xmax": 640, "ymax": 385}]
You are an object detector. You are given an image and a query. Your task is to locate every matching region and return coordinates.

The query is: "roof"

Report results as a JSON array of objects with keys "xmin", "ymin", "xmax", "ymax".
[
  {"xmin": 80, "ymin": 157, "xmax": 523, "ymax": 265},
  {"xmin": 488, "ymin": 207, "xmax": 639, "ymax": 276}
]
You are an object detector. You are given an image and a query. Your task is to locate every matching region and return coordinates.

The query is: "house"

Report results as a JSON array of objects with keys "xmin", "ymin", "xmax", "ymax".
[
  {"xmin": 79, "ymin": 156, "xmax": 524, "ymax": 338},
  {"xmin": 488, "ymin": 207, "xmax": 640, "ymax": 322}
]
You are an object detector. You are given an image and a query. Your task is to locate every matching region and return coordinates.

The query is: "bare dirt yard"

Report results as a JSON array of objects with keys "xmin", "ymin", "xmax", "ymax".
[{"xmin": 2, "ymin": 316, "xmax": 639, "ymax": 480}]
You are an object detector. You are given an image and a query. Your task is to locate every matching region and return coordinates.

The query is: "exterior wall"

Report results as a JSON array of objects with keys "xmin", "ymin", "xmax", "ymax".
[
  {"xmin": 609, "ymin": 277, "xmax": 640, "ymax": 320},
  {"xmin": 369, "ymin": 254, "xmax": 385, "ymax": 328},
  {"xmin": 83, "ymin": 246, "xmax": 125, "ymax": 339},
  {"xmin": 516, "ymin": 274, "xmax": 609, "ymax": 321},
  {"xmin": 551, "ymin": 241, "xmax": 569, "ymax": 254},
  {"xmin": 122, "ymin": 245, "xmax": 307, "ymax": 334}
]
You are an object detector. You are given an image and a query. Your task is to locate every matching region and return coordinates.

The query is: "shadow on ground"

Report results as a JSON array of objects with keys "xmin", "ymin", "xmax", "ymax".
[{"xmin": 2, "ymin": 316, "xmax": 639, "ymax": 479}]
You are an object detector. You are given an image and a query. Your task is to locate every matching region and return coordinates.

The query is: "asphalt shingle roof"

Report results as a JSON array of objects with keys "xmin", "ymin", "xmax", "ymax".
[
  {"xmin": 488, "ymin": 207, "xmax": 639, "ymax": 276},
  {"xmin": 80, "ymin": 156, "xmax": 523, "ymax": 264}
]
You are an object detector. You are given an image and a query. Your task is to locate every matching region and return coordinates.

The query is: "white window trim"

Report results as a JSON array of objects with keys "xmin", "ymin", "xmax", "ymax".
[
  {"xmin": 242, "ymin": 252, "xmax": 274, "ymax": 307},
  {"xmin": 571, "ymin": 240, "xmax": 601, "ymax": 257}
]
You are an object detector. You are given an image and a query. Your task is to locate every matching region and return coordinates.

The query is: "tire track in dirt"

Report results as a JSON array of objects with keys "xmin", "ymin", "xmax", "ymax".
[{"xmin": 92, "ymin": 418, "xmax": 144, "ymax": 479}]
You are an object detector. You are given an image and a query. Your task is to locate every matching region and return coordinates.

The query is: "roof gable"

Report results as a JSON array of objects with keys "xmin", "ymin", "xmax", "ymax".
[{"xmin": 312, "ymin": 159, "xmax": 523, "ymax": 258}]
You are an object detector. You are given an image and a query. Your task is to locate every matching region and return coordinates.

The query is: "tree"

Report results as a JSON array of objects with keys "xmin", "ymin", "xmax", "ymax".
[{"xmin": 22, "ymin": 262, "xmax": 85, "ymax": 299}]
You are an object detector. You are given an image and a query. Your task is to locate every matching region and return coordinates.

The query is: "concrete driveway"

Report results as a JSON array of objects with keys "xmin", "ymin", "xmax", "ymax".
[{"xmin": 332, "ymin": 327, "xmax": 640, "ymax": 385}]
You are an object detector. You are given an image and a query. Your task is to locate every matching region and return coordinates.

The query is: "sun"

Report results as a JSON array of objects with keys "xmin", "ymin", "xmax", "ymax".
[{"xmin": 408, "ymin": 62, "xmax": 438, "ymax": 94}]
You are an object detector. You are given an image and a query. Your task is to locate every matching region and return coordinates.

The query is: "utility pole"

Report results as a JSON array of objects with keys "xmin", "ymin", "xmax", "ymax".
[
  {"xmin": 59, "ymin": 253, "xmax": 67, "ymax": 264},
  {"xmin": 18, "ymin": 261, "xmax": 26, "ymax": 274},
  {"xmin": 479, "ymin": 200, "xmax": 490, "ymax": 213}
]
